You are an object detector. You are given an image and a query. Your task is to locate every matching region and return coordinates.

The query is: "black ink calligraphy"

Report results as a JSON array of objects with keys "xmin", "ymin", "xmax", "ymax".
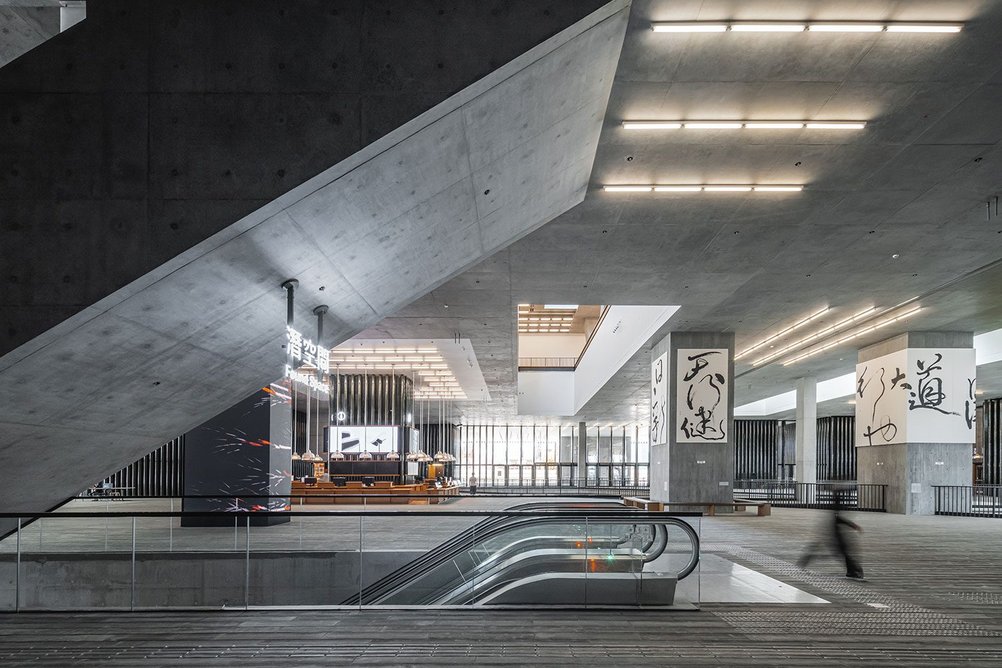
[
  {"xmin": 907, "ymin": 353, "xmax": 958, "ymax": 415},
  {"xmin": 679, "ymin": 351, "xmax": 726, "ymax": 441}
]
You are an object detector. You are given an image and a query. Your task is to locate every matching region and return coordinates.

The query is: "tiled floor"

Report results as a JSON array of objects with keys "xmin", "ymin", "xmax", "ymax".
[{"xmin": 1, "ymin": 503, "xmax": 1002, "ymax": 665}]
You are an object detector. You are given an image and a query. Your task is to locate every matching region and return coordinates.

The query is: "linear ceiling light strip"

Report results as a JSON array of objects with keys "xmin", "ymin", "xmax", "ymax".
[
  {"xmin": 622, "ymin": 120, "xmax": 866, "ymax": 130},
  {"xmin": 604, "ymin": 184, "xmax": 803, "ymax": 193},
  {"xmin": 782, "ymin": 307, "xmax": 923, "ymax": 365},
  {"xmin": 750, "ymin": 306, "xmax": 878, "ymax": 366},
  {"xmin": 651, "ymin": 22, "xmax": 962, "ymax": 33},
  {"xmin": 735, "ymin": 307, "xmax": 830, "ymax": 360}
]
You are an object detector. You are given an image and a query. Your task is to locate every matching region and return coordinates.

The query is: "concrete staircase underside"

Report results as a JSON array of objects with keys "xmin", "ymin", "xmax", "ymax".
[{"xmin": 0, "ymin": 1, "xmax": 629, "ymax": 513}]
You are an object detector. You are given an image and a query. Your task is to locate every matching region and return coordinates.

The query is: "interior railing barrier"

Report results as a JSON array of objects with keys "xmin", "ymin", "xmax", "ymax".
[
  {"xmin": 732, "ymin": 480, "xmax": 886, "ymax": 512},
  {"xmin": 0, "ymin": 502, "xmax": 700, "ymax": 612},
  {"xmin": 516, "ymin": 357, "xmax": 578, "ymax": 369},
  {"xmin": 934, "ymin": 485, "xmax": 1002, "ymax": 518}
]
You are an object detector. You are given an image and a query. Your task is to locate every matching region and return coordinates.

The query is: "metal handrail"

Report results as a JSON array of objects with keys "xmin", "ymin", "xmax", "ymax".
[
  {"xmin": 0, "ymin": 506, "xmax": 700, "ymax": 612},
  {"xmin": 933, "ymin": 484, "xmax": 1002, "ymax": 518}
]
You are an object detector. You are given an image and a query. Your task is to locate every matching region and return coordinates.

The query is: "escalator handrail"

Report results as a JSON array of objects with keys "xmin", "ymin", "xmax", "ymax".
[
  {"xmin": 346, "ymin": 501, "xmax": 627, "ymax": 604},
  {"xmin": 349, "ymin": 513, "xmax": 698, "ymax": 604}
]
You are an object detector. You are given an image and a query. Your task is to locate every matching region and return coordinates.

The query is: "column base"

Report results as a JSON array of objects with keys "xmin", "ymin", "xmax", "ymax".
[{"xmin": 856, "ymin": 443, "xmax": 970, "ymax": 515}]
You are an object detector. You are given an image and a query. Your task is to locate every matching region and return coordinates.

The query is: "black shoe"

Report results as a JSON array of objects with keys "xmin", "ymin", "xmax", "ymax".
[{"xmin": 846, "ymin": 574, "xmax": 867, "ymax": 582}]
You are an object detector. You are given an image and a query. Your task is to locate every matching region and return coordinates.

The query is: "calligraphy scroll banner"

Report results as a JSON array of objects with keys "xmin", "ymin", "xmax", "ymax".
[
  {"xmin": 650, "ymin": 352, "xmax": 668, "ymax": 446},
  {"xmin": 855, "ymin": 347, "xmax": 976, "ymax": 446},
  {"xmin": 675, "ymin": 348, "xmax": 729, "ymax": 444}
]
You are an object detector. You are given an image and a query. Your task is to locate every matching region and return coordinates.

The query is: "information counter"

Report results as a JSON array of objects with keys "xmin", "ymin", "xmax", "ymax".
[{"xmin": 291, "ymin": 481, "xmax": 459, "ymax": 504}]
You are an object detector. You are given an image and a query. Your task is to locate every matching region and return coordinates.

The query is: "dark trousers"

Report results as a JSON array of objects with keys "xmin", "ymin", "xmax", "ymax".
[{"xmin": 835, "ymin": 521, "xmax": 863, "ymax": 578}]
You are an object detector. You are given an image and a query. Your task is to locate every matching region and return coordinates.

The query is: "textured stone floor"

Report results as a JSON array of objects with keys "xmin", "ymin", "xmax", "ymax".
[{"xmin": 1, "ymin": 505, "xmax": 1001, "ymax": 665}]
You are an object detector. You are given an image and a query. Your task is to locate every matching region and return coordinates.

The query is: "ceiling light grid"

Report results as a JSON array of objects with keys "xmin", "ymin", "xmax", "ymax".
[
  {"xmin": 782, "ymin": 307, "xmax": 924, "ymax": 365},
  {"xmin": 517, "ymin": 304, "xmax": 578, "ymax": 334},
  {"xmin": 651, "ymin": 21, "xmax": 962, "ymax": 34},
  {"xmin": 735, "ymin": 307, "xmax": 830, "ymax": 360},
  {"xmin": 750, "ymin": 307, "xmax": 878, "ymax": 366}
]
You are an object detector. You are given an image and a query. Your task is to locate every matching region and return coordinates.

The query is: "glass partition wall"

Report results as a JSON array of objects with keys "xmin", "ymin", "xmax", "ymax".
[{"xmin": 457, "ymin": 424, "xmax": 649, "ymax": 488}]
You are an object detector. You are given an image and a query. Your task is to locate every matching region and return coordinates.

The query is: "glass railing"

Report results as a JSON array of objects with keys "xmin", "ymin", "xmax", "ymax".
[{"xmin": 0, "ymin": 500, "xmax": 699, "ymax": 611}]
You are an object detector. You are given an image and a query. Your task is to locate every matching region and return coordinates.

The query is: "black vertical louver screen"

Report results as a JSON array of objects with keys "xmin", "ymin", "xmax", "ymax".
[
  {"xmin": 984, "ymin": 398, "xmax": 1002, "ymax": 485},
  {"xmin": 733, "ymin": 420, "xmax": 779, "ymax": 479},
  {"xmin": 95, "ymin": 436, "xmax": 185, "ymax": 497}
]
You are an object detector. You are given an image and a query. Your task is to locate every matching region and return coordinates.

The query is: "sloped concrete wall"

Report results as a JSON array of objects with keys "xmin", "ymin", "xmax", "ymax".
[
  {"xmin": 0, "ymin": 0, "xmax": 609, "ymax": 356},
  {"xmin": 0, "ymin": 0, "xmax": 629, "ymax": 520}
]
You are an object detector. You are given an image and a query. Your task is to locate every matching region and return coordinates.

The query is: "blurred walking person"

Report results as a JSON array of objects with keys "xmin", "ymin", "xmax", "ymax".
[{"xmin": 797, "ymin": 488, "xmax": 865, "ymax": 581}]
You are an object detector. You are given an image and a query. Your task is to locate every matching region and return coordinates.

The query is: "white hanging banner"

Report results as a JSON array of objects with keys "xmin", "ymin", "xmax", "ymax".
[{"xmin": 675, "ymin": 349, "xmax": 729, "ymax": 443}]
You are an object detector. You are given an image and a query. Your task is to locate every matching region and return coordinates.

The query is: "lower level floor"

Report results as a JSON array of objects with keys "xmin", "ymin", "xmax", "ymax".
[{"xmin": 1, "ymin": 506, "xmax": 1001, "ymax": 665}]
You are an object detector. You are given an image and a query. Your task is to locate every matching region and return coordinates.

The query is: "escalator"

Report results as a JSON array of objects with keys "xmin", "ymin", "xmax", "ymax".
[{"xmin": 344, "ymin": 501, "xmax": 698, "ymax": 606}]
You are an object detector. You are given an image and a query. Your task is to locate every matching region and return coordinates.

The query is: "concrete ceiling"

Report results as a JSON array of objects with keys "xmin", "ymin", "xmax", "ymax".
[
  {"xmin": 0, "ymin": 0, "xmax": 59, "ymax": 67},
  {"xmin": 0, "ymin": 1, "xmax": 630, "ymax": 512},
  {"xmin": 356, "ymin": 0, "xmax": 1002, "ymax": 427}
]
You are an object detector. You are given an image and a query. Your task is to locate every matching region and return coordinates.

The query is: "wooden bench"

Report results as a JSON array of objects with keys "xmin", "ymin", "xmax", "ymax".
[
  {"xmin": 621, "ymin": 497, "xmax": 771, "ymax": 517},
  {"xmin": 622, "ymin": 496, "xmax": 664, "ymax": 511}
]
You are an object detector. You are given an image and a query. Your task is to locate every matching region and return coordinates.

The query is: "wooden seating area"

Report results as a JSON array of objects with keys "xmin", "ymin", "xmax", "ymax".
[
  {"xmin": 291, "ymin": 480, "xmax": 460, "ymax": 504},
  {"xmin": 622, "ymin": 496, "xmax": 771, "ymax": 517}
]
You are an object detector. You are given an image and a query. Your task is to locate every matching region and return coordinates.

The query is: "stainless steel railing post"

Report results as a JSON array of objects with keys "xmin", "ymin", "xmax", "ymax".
[
  {"xmin": 244, "ymin": 516, "xmax": 251, "ymax": 610},
  {"xmin": 358, "ymin": 514, "xmax": 363, "ymax": 610},
  {"xmin": 130, "ymin": 516, "xmax": 136, "ymax": 611},
  {"xmin": 15, "ymin": 518, "xmax": 21, "ymax": 613}
]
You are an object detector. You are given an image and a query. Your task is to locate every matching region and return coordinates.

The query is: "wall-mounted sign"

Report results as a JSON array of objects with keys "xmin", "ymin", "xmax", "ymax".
[
  {"xmin": 285, "ymin": 365, "xmax": 330, "ymax": 394},
  {"xmin": 286, "ymin": 325, "xmax": 330, "ymax": 371}
]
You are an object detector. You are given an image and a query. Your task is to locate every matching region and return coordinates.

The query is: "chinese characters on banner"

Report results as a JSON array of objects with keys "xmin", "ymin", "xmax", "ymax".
[
  {"xmin": 855, "ymin": 348, "xmax": 975, "ymax": 446},
  {"xmin": 676, "ymin": 349, "xmax": 729, "ymax": 443},
  {"xmin": 650, "ymin": 352, "xmax": 668, "ymax": 446}
]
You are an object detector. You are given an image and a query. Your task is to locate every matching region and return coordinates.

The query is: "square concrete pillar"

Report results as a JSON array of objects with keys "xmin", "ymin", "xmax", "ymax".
[
  {"xmin": 795, "ymin": 377, "xmax": 817, "ymax": 485},
  {"xmin": 649, "ymin": 332, "xmax": 735, "ymax": 508},
  {"xmin": 855, "ymin": 332, "xmax": 975, "ymax": 514}
]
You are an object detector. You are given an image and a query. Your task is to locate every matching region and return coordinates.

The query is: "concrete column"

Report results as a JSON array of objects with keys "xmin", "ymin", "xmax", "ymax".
[
  {"xmin": 59, "ymin": 1, "xmax": 86, "ymax": 32},
  {"xmin": 649, "ymin": 332, "xmax": 735, "ymax": 508},
  {"xmin": 855, "ymin": 332, "xmax": 976, "ymax": 514},
  {"xmin": 577, "ymin": 421, "xmax": 587, "ymax": 484},
  {"xmin": 795, "ymin": 377, "xmax": 817, "ymax": 484}
]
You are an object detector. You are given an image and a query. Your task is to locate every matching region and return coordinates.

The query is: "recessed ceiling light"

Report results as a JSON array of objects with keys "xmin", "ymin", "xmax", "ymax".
[
  {"xmin": 651, "ymin": 23, "xmax": 727, "ymax": 33},
  {"xmin": 624, "ymin": 120, "xmax": 865, "ymax": 131},
  {"xmin": 652, "ymin": 21, "xmax": 962, "ymax": 34},
  {"xmin": 730, "ymin": 23, "xmax": 806, "ymax": 32},
  {"xmin": 683, "ymin": 121, "xmax": 743, "ymax": 129},
  {"xmin": 807, "ymin": 23, "xmax": 884, "ymax": 32},
  {"xmin": 544, "ymin": 304, "xmax": 578, "ymax": 310},
  {"xmin": 654, "ymin": 185, "xmax": 703, "ymax": 192},
  {"xmin": 742, "ymin": 122, "xmax": 805, "ymax": 129},
  {"xmin": 805, "ymin": 121, "xmax": 867, "ymax": 129},
  {"xmin": 607, "ymin": 184, "xmax": 803, "ymax": 193},
  {"xmin": 885, "ymin": 24, "xmax": 963, "ymax": 33},
  {"xmin": 622, "ymin": 121, "xmax": 682, "ymax": 130},
  {"xmin": 603, "ymin": 185, "xmax": 653, "ymax": 193}
]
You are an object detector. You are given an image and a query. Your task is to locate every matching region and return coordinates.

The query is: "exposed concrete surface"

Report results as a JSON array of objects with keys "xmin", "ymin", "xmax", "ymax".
[
  {"xmin": 0, "ymin": 0, "xmax": 614, "ymax": 356},
  {"xmin": 353, "ymin": 0, "xmax": 1002, "ymax": 427},
  {"xmin": 649, "ymin": 332, "xmax": 735, "ymax": 507},
  {"xmin": 0, "ymin": 1, "xmax": 630, "ymax": 514},
  {"xmin": 1, "ymin": 550, "xmax": 418, "ymax": 609},
  {"xmin": 0, "ymin": 2, "xmax": 59, "ymax": 68}
]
